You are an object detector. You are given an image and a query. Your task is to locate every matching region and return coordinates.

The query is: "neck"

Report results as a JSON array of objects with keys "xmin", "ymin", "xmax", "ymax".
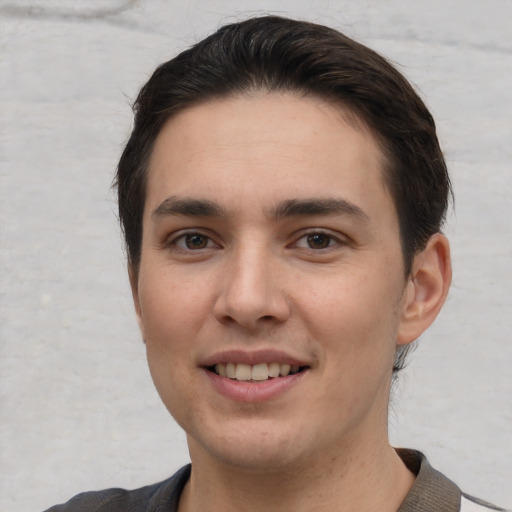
[{"xmin": 179, "ymin": 438, "xmax": 415, "ymax": 512}]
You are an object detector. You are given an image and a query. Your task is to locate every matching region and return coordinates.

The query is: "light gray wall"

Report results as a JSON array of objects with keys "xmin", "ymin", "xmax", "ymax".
[{"xmin": 1, "ymin": 1, "xmax": 510, "ymax": 510}]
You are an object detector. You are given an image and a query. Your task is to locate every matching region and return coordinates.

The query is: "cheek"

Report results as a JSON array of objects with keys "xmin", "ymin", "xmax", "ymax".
[
  {"xmin": 138, "ymin": 267, "xmax": 211, "ymax": 345},
  {"xmin": 297, "ymin": 265, "xmax": 403, "ymax": 357},
  {"xmin": 139, "ymin": 275, "xmax": 201, "ymax": 419},
  {"xmin": 137, "ymin": 266, "xmax": 218, "ymax": 411}
]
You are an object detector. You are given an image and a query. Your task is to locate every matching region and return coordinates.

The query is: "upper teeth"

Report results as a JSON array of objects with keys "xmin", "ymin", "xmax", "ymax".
[{"xmin": 215, "ymin": 362, "xmax": 301, "ymax": 381}]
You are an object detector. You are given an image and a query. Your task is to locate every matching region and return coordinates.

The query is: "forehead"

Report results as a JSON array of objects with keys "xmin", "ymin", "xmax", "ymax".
[{"xmin": 145, "ymin": 93, "xmax": 394, "ymax": 222}]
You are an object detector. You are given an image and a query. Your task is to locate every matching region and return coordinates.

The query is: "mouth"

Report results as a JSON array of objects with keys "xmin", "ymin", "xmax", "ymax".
[{"xmin": 207, "ymin": 362, "xmax": 309, "ymax": 382}]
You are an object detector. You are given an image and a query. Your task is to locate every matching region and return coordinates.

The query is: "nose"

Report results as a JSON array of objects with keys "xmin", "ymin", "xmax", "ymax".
[{"xmin": 213, "ymin": 246, "xmax": 290, "ymax": 330}]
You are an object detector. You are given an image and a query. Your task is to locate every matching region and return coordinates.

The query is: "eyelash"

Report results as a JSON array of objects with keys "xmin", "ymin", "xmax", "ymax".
[
  {"xmin": 170, "ymin": 232, "xmax": 219, "ymax": 252},
  {"xmin": 167, "ymin": 230, "xmax": 345, "ymax": 253},
  {"xmin": 292, "ymin": 231, "xmax": 344, "ymax": 251}
]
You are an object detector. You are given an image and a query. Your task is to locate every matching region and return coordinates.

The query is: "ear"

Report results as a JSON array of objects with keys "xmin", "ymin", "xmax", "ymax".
[
  {"xmin": 397, "ymin": 233, "xmax": 452, "ymax": 345},
  {"xmin": 128, "ymin": 263, "xmax": 146, "ymax": 341}
]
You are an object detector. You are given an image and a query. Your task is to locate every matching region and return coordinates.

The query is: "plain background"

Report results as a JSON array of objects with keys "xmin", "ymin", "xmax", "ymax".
[{"xmin": 0, "ymin": 1, "xmax": 511, "ymax": 510}]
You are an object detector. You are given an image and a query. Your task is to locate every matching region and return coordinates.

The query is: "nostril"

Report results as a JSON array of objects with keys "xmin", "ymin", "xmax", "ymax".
[{"xmin": 213, "ymin": 291, "xmax": 290, "ymax": 329}]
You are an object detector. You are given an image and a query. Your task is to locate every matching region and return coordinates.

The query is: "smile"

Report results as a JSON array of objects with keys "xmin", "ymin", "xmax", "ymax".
[{"xmin": 210, "ymin": 362, "xmax": 307, "ymax": 381}]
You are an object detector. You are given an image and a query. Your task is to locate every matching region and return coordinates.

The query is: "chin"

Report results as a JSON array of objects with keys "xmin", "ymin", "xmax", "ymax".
[{"xmin": 187, "ymin": 419, "xmax": 312, "ymax": 472}]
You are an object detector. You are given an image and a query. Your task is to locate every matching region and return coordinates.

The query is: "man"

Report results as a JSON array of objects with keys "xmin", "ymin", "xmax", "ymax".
[{"xmin": 46, "ymin": 15, "xmax": 506, "ymax": 512}]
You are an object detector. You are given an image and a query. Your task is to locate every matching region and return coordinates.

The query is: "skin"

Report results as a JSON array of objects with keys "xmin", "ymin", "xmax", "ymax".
[{"xmin": 131, "ymin": 93, "xmax": 451, "ymax": 512}]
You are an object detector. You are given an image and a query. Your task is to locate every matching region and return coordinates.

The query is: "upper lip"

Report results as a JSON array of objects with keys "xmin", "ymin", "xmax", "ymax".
[{"xmin": 200, "ymin": 349, "xmax": 311, "ymax": 368}]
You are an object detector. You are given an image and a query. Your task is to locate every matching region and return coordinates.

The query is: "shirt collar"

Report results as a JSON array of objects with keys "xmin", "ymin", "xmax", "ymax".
[{"xmin": 397, "ymin": 448, "xmax": 461, "ymax": 512}]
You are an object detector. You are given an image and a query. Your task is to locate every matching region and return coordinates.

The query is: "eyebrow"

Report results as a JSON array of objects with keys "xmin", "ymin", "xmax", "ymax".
[
  {"xmin": 270, "ymin": 198, "xmax": 369, "ymax": 221},
  {"xmin": 151, "ymin": 196, "xmax": 368, "ymax": 222},
  {"xmin": 152, "ymin": 196, "xmax": 226, "ymax": 219}
]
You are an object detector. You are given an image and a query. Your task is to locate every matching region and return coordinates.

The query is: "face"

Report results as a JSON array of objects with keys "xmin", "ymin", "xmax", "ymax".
[{"xmin": 133, "ymin": 93, "xmax": 414, "ymax": 472}]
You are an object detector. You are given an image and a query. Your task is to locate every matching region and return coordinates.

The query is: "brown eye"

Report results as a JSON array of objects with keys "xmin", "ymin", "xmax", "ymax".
[
  {"xmin": 306, "ymin": 233, "xmax": 332, "ymax": 249},
  {"xmin": 170, "ymin": 231, "xmax": 220, "ymax": 253},
  {"xmin": 185, "ymin": 234, "xmax": 209, "ymax": 249}
]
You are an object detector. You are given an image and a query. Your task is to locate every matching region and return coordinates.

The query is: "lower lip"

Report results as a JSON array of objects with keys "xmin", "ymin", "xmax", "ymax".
[{"xmin": 203, "ymin": 369, "xmax": 307, "ymax": 403}]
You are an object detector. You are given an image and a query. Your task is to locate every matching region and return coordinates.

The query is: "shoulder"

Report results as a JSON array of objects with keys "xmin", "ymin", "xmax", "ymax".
[
  {"xmin": 42, "ymin": 465, "xmax": 191, "ymax": 512},
  {"xmin": 461, "ymin": 494, "xmax": 509, "ymax": 512},
  {"xmin": 43, "ymin": 487, "xmax": 134, "ymax": 512},
  {"xmin": 396, "ymin": 449, "xmax": 508, "ymax": 512}
]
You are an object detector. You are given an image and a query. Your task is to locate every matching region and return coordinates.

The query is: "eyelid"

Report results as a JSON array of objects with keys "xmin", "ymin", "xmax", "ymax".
[
  {"xmin": 290, "ymin": 229, "xmax": 348, "ymax": 250},
  {"xmin": 163, "ymin": 227, "xmax": 348, "ymax": 252},
  {"xmin": 166, "ymin": 229, "xmax": 221, "ymax": 251}
]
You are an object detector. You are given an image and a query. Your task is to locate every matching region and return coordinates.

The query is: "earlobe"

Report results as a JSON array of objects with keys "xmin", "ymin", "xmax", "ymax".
[{"xmin": 397, "ymin": 233, "xmax": 452, "ymax": 345}]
